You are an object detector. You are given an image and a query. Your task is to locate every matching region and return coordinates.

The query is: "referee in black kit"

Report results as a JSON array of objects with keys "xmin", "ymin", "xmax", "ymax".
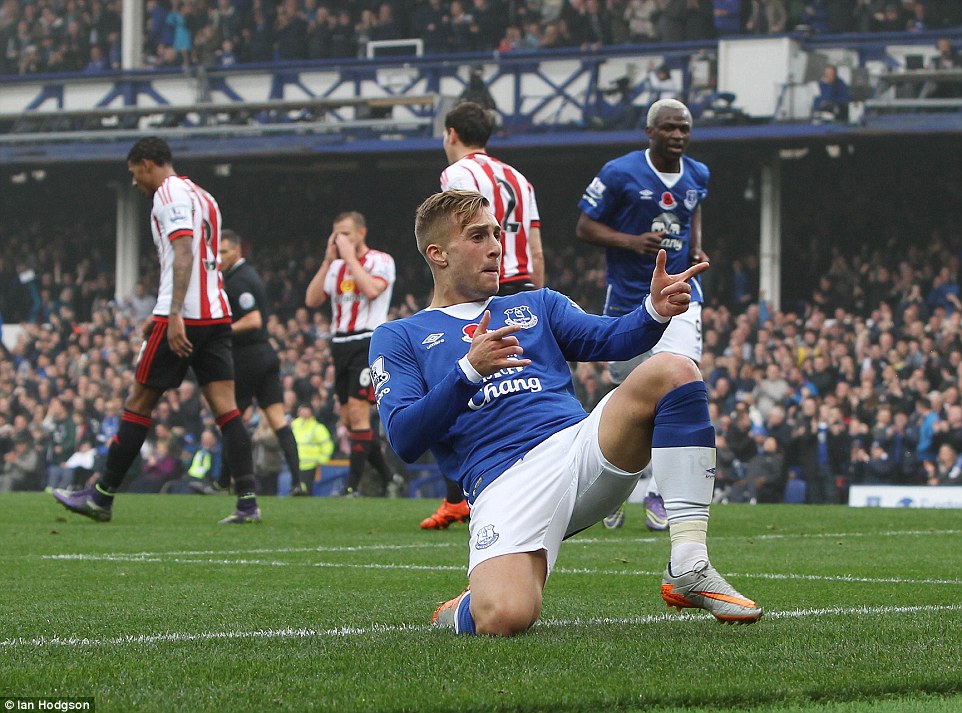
[{"xmin": 218, "ymin": 229, "xmax": 304, "ymax": 495}]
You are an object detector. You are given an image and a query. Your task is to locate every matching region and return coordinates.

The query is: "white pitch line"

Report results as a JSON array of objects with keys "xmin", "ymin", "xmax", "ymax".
[
  {"xmin": 39, "ymin": 553, "xmax": 962, "ymax": 586},
  {"xmin": 43, "ymin": 555, "xmax": 466, "ymax": 570},
  {"xmin": 572, "ymin": 528, "xmax": 962, "ymax": 545},
  {"xmin": 35, "ymin": 526, "xmax": 960, "ymax": 563},
  {"xmin": 42, "ymin": 553, "xmax": 464, "ymax": 570},
  {"xmin": 3, "ymin": 603, "xmax": 961, "ymax": 649},
  {"xmin": 734, "ymin": 528, "xmax": 962, "ymax": 541},
  {"xmin": 554, "ymin": 567, "xmax": 962, "ymax": 586},
  {"xmin": 545, "ymin": 602, "xmax": 962, "ymax": 626},
  {"xmin": 41, "ymin": 543, "xmax": 461, "ymax": 559},
  {"xmin": 28, "ymin": 527, "xmax": 962, "ymax": 564}
]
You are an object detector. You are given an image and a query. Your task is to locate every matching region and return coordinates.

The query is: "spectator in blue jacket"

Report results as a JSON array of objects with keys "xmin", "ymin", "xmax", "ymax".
[{"xmin": 812, "ymin": 64, "xmax": 850, "ymax": 121}]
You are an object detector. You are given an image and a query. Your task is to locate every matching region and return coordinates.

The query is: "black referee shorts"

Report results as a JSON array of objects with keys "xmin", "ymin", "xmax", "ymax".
[{"xmin": 232, "ymin": 341, "xmax": 284, "ymax": 413}]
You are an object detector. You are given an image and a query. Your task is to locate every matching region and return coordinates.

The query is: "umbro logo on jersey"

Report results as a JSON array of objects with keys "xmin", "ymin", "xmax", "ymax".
[
  {"xmin": 639, "ymin": 189, "xmax": 654, "ymax": 200},
  {"xmin": 705, "ymin": 467, "xmax": 716, "ymax": 479},
  {"xmin": 421, "ymin": 332, "xmax": 445, "ymax": 349}
]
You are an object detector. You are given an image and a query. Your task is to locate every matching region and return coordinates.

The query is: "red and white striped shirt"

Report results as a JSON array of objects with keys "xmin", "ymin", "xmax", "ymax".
[
  {"xmin": 150, "ymin": 175, "xmax": 231, "ymax": 324},
  {"xmin": 323, "ymin": 249, "xmax": 396, "ymax": 339},
  {"xmin": 440, "ymin": 152, "xmax": 541, "ymax": 285}
]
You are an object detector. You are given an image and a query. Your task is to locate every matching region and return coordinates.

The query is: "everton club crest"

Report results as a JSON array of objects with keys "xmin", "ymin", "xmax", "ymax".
[{"xmin": 503, "ymin": 305, "xmax": 538, "ymax": 329}]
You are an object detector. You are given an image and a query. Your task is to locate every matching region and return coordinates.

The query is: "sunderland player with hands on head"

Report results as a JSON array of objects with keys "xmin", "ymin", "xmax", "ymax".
[
  {"xmin": 54, "ymin": 136, "xmax": 262, "ymax": 524},
  {"xmin": 577, "ymin": 97, "xmax": 710, "ymax": 533},
  {"xmin": 369, "ymin": 190, "xmax": 762, "ymax": 636},
  {"xmin": 305, "ymin": 211, "xmax": 399, "ymax": 497},
  {"xmin": 417, "ymin": 100, "xmax": 547, "ymax": 530}
]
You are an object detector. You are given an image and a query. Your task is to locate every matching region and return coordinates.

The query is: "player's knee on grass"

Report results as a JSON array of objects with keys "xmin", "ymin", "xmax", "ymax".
[{"xmin": 471, "ymin": 590, "xmax": 543, "ymax": 637}]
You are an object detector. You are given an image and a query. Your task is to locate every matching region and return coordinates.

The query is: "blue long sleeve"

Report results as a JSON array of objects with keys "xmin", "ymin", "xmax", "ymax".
[
  {"xmin": 545, "ymin": 289, "xmax": 670, "ymax": 362},
  {"xmin": 369, "ymin": 324, "xmax": 480, "ymax": 463},
  {"xmin": 369, "ymin": 289, "xmax": 672, "ymax": 499}
]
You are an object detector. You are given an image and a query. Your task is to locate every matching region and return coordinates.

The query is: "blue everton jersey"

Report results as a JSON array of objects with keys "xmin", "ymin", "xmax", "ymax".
[
  {"xmin": 369, "ymin": 289, "xmax": 669, "ymax": 502},
  {"xmin": 578, "ymin": 149, "xmax": 709, "ymax": 316}
]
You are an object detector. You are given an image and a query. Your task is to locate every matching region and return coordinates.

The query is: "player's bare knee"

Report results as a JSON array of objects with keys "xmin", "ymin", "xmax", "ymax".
[
  {"xmin": 344, "ymin": 397, "xmax": 370, "ymax": 429},
  {"xmin": 627, "ymin": 352, "xmax": 701, "ymax": 393},
  {"xmin": 474, "ymin": 596, "xmax": 541, "ymax": 637},
  {"xmin": 126, "ymin": 386, "xmax": 161, "ymax": 416}
]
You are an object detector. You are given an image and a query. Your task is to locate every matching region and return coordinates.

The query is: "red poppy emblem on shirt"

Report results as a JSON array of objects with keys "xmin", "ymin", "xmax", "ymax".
[
  {"xmin": 659, "ymin": 192, "xmax": 676, "ymax": 210},
  {"xmin": 462, "ymin": 324, "xmax": 480, "ymax": 342}
]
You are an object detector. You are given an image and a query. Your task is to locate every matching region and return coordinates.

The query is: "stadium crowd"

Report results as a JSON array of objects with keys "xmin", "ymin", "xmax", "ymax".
[
  {"xmin": 3, "ymin": 196, "xmax": 962, "ymax": 503},
  {"xmin": 1, "ymin": 0, "xmax": 961, "ymax": 75}
]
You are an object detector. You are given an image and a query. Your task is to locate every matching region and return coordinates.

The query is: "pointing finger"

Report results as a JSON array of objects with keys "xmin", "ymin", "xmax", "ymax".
[
  {"xmin": 654, "ymin": 249, "xmax": 667, "ymax": 276},
  {"xmin": 677, "ymin": 260, "xmax": 710, "ymax": 282},
  {"xmin": 476, "ymin": 310, "xmax": 491, "ymax": 336}
]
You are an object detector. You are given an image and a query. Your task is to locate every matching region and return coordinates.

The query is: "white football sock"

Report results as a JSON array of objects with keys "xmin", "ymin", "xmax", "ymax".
[{"xmin": 650, "ymin": 446, "xmax": 715, "ymax": 572}]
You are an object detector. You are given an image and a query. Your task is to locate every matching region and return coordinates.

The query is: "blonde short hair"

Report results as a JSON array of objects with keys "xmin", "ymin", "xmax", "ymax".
[
  {"xmin": 333, "ymin": 211, "xmax": 366, "ymax": 229},
  {"xmin": 646, "ymin": 98, "xmax": 692, "ymax": 128},
  {"xmin": 414, "ymin": 190, "xmax": 490, "ymax": 258}
]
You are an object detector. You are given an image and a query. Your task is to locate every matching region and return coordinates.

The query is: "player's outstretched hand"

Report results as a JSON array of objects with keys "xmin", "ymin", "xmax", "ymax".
[
  {"xmin": 650, "ymin": 249, "xmax": 709, "ymax": 319},
  {"xmin": 465, "ymin": 310, "xmax": 532, "ymax": 378}
]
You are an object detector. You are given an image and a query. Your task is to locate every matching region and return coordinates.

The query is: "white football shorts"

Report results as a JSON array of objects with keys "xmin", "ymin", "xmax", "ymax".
[{"xmin": 466, "ymin": 390, "xmax": 643, "ymax": 577}]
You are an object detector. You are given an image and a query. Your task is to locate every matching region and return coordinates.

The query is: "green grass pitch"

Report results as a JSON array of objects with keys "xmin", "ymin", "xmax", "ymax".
[{"xmin": 2, "ymin": 492, "xmax": 961, "ymax": 712}]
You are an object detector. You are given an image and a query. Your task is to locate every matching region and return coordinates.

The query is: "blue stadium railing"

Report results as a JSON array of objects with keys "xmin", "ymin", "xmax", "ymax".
[{"xmin": 1, "ymin": 28, "xmax": 961, "ymax": 165}]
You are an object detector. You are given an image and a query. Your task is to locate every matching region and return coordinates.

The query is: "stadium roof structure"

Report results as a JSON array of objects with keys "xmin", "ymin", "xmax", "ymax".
[{"xmin": 2, "ymin": 30, "xmax": 962, "ymax": 167}]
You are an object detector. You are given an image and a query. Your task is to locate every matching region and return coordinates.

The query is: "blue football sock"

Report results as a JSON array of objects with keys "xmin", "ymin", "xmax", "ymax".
[
  {"xmin": 455, "ymin": 591, "xmax": 476, "ymax": 635},
  {"xmin": 652, "ymin": 381, "xmax": 714, "ymax": 449},
  {"xmin": 651, "ymin": 380, "xmax": 715, "ymax": 525}
]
